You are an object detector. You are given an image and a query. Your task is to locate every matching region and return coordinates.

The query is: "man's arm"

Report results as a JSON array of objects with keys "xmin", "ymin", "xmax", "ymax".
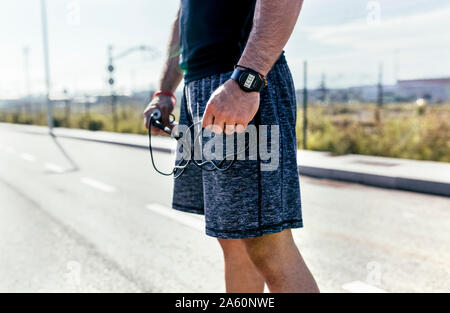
[
  {"xmin": 202, "ymin": 0, "xmax": 303, "ymax": 134},
  {"xmin": 159, "ymin": 7, "xmax": 183, "ymax": 93},
  {"xmin": 239, "ymin": 0, "xmax": 303, "ymax": 75},
  {"xmin": 144, "ymin": 7, "xmax": 182, "ymax": 131}
]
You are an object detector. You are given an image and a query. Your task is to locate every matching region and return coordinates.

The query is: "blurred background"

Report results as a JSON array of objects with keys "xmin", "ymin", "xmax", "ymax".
[{"xmin": 0, "ymin": 0, "xmax": 449, "ymax": 293}]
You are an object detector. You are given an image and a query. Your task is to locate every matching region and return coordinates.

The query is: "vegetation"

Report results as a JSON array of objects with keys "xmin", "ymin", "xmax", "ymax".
[
  {"xmin": 1, "ymin": 102, "xmax": 449, "ymax": 162},
  {"xmin": 296, "ymin": 103, "xmax": 450, "ymax": 162},
  {"xmin": 0, "ymin": 104, "xmax": 152, "ymax": 135}
]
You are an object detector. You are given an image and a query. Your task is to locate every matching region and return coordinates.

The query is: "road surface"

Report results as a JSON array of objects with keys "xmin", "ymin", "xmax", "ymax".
[{"xmin": 0, "ymin": 128, "xmax": 449, "ymax": 292}]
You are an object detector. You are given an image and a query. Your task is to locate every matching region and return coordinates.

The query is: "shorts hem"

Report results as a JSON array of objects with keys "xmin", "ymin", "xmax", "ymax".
[
  {"xmin": 172, "ymin": 203, "xmax": 204, "ymax": 215},
  {"xmin": 205, "ymin": 220, "xmax": 303, "ymax": 239}
]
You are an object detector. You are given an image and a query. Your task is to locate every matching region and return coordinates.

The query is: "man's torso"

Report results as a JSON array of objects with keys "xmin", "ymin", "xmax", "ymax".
[{"xmin": 179, "ymin": 0, "xmax": 258, "ymax": 83}]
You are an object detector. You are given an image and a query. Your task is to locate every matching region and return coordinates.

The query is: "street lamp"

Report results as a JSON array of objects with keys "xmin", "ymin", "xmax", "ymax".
[{"xmin": 40, "ymin": 0, "xmax": 53, "ymax": 131}]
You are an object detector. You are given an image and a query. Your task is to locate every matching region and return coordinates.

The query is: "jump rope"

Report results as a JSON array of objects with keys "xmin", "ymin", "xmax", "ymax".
[{"xmin": 148, "ymin": 109, "xmax": 251, "ymax": 178}]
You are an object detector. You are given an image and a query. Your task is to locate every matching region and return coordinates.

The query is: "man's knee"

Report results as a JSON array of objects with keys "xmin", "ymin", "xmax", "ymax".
[
  {"xmin": 242, "ymin": 239, "xmax": 276, "ymax": 275},
  {"xmin": 217, "ymin": 238, "xmax": 246, "ymax": 258},
  {"xmin": 242, "ymin": 230, "xmax": 295, "ymax": 277}
]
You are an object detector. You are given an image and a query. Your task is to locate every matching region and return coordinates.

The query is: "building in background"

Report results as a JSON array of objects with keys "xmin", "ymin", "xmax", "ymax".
[
  {"xmin": 396, "ymin": 78, "xmax": 450, "ymax": 103},
  {"xmin": 296, "ymin": 77, "xmax": 450, "ymax": 105}
]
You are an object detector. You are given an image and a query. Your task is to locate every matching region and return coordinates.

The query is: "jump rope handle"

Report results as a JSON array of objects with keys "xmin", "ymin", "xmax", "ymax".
[{"xmin": 149, "ymin": 110, "xmax": 179, "ymax": 139}]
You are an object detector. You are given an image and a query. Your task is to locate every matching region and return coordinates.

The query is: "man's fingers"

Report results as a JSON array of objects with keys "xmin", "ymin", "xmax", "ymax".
[
  {"xmin": 212, "ymin": 115, "xmax": 225, "ymax": 134},
  {"xmin": 235, "ymin": 123, "xmax": 247, "ymax": 134},
  {"xmin": 143, "ymin": 107, "xmax": 157, "ymax": 129},
  {"xmin": 224, "ymin": 124, "xmax": 236, "ymax": 135},
  {"xmin": 208, "ymin": 124, "xmax": 222, "ymax": 135},
  {"xmin": 202, "ymin": 107, "xmax": 215, "ymax": 130},
  {"xmin": 150, "ymin": 127, "xmax": 162, "ymax": 136}
]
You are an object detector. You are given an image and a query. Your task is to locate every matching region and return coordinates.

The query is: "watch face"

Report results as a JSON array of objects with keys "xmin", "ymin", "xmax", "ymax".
[
  {"xmin": 239, "ymin": 72, "xmax": 261, "ymax": 91},
  {"xmin": 243, "ymin": 73, "xmax": 256, "ymax": 89}
]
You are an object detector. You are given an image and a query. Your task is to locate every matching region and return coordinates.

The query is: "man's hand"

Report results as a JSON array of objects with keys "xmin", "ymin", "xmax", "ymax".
[
  {"xmin": 143, "ymin": 95, "xmax": 175, "ymax": 135},
  {"xmin": 202, "ymin": 79, "xmax": 260, "ymax": 135}
]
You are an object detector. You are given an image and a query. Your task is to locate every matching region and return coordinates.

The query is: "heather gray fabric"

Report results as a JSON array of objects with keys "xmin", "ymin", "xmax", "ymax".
[{"xmin": 172, "ymin": 62, "xmax": 302, "ymax": 239}]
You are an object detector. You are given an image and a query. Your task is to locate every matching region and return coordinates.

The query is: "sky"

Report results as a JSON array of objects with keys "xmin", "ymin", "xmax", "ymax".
[{"xmin": 0, "ymin": 0, "xmax": 449, "ymax": 99}]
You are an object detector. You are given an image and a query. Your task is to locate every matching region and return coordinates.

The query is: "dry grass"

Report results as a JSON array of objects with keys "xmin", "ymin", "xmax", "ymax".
[{"xmin": 296, "ymin": 103, "xmax": 450, "ymax": 162}]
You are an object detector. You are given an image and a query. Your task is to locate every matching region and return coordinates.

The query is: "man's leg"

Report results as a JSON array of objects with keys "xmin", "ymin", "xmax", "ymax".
[
  {"xmin": 243, "ymin": 229, "xmax": 319, "ymax": 293},
  {"xmin": 218, "ymin": 238, "xmax": 265, "ymax": 293}
]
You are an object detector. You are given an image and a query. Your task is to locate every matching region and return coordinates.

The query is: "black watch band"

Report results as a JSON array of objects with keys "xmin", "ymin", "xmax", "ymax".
[{"xmin": 231, "ymin": 67, "xmax": 267, "ymax": 93}]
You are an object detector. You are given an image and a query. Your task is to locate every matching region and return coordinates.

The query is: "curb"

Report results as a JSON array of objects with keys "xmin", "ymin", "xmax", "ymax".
[
  {"xmin": 298, "ymin": 165, "xmax": 449, "ymax": 197},
  {"xmin": 2, "ymin": 123, "xmax": 449, "ymax": 197}
]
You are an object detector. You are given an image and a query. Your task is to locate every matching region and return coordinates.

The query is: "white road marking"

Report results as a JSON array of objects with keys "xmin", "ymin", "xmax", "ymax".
[
  {"xmin": 146, "ymin": 203, "xmax": 204, "ymax": 232},
  {"xmin": 20, "ymin": 153, "xmax": 37, "ymax": 162},
  {"xmin": 80, "ymin": 177, "xmax": 116, "ymax": 193},
  {"xmin": 45, "ymin": 163, "xmax": 65, "ymax": 173},
  {"xmin": 342, "ymin": 281, "xmax": 387, "ymax": 293}
]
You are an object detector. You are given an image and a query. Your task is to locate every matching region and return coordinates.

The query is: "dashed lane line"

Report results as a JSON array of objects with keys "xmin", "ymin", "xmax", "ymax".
[
  {"xmin": 146, "ymin": 203, "xmax": 204, "ymax": 232},
  {"xmin": 19, "ymin": 153, "xmax": 37, "ymax": 162},
  {"xmin": 44, "ymin": 163, "xmax": 65, "ymax": 173},
  {"xmin": 80, "ymin": 177, "xmax": 117, "ymax": 193}
]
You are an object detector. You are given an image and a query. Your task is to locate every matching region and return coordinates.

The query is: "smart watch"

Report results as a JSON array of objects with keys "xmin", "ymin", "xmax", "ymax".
[{"xmin": 231, "ymin": 66, "xmax": 267, "ymax": 93}]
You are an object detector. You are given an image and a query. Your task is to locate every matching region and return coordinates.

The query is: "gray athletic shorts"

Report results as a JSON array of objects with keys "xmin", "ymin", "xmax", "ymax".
[{"xmin": 172, "ymin": 61, "xmax": 303, "ymax": 239}]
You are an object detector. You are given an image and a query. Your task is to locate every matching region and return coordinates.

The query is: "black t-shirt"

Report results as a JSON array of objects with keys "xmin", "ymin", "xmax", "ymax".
[{"xmin": 179, "ymin": 0, "xmax": 285, "ymax": 83}]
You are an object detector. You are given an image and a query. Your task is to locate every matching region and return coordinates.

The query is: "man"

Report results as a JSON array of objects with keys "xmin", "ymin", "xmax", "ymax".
[{"xmin": 144, "ymin": 0, "xmax": 319, "ymax": 293}]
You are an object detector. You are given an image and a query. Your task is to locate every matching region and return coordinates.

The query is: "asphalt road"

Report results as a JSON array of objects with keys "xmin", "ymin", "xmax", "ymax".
[{"xmin": 0, "ymin": 128, "xmax": 449, "ymax": 293}]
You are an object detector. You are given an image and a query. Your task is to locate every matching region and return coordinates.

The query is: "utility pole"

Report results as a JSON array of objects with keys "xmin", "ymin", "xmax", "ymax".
[
  {"xmin": 40, "ymin": 0, "xmax": 53, "ymax": 131},
  {"xmin": 85, "ymin": 95, "xmax": 91, "ymax": 117},
  {"xmin": 377, "ymin": 62, "xmax": 383, "ymax": 108},
  {"xmin": 375, "ymin": 62, "xmax": 383, "ymax": 123},
  {"xmin": 319, "ymin": 73, "xmax": 327, "ymax": 104},
  {"xmin": 23, "ymin": 47, "xmax": 32, "ymax": 115},
  {"xmin": 107, "ymin": 45, "xmax": 118, "ymax": 132},
  {"xmin": 106, "ymin": 44, "xmax": 157, "ymax": 132},
  {"xmin": 302, "ymin": 61, "xmax": 308, "ymax": 150},
  {"xmin": 63, "ymin": 89, "xmax": 70, "ymax": 127}
]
